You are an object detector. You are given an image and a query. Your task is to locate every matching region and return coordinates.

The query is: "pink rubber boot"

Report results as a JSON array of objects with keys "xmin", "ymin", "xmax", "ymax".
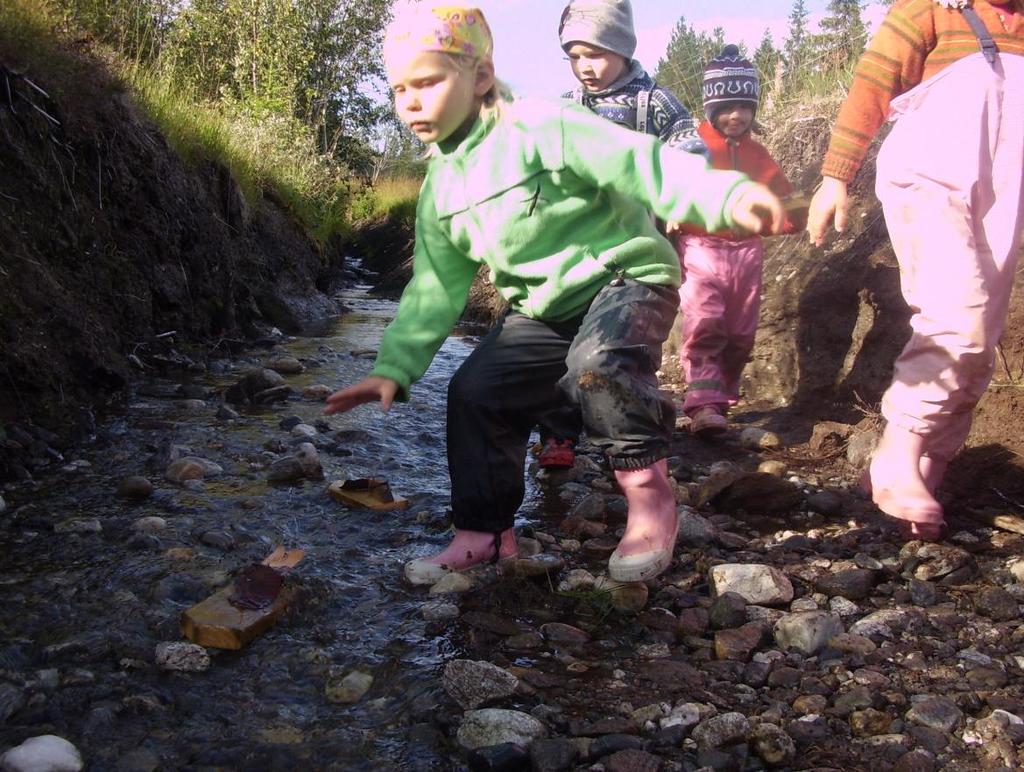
[
  {"xmin": 864, "ymin": 425, "xmax": 945, "ymax": 541},
  {"xmin": 608, "ymin": 460, "xmax": 679, "ymax": 582},
  {"xmin": 404, "ymin": 527, "xmax": 518, "ymax": 586},
  {"xmin": 919, "ymin": 456, "xmax": 948, "ymax": 496}
]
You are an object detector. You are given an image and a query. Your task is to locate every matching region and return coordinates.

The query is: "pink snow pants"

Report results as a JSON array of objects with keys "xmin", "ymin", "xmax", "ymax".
[
  {"xmin": 676, "ymin": 234, "xmax": 764, "ymax": 415},
  {"xmin": 875, "ymin": 52, "xmax": 1024, "ymax": 462}
]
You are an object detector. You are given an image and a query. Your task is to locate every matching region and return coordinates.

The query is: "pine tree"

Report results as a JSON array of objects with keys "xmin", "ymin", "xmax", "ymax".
[
  {"xmin": 654, "ymin": 15, "xmax": 728, "ymax": 118},
  {"xmin": 753, "ymin": 28, "xmax": 781, "ymax": 90},
  {"xmin": 818, "ymin": 0, "xmax": 867, "ymax": 75},
  {"xmin": 753, "ymin": 28, "xmax": 782, "ymax": 110},
  {"xmin": 783, "ymin": 0, "xmax": 810, "ymax": 85}
]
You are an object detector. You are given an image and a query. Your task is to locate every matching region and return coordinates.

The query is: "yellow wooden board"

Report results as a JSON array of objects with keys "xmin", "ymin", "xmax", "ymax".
[
  {"xmin": 328, "ymin": 478, "xmax": 409, "ymax": 511},
  {"xmin": 180, "ymin": 546, "xmax": 304, "ymax": 650},
  {"xmin": 181, "ymin": 585, "xmax": 298, "ymax": 650}
]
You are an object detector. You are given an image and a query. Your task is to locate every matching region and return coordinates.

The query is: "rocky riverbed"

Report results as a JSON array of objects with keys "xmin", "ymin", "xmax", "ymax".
[{"xmin": 2, "ymin": 289, "xmax": 1024, "ymax": 772}]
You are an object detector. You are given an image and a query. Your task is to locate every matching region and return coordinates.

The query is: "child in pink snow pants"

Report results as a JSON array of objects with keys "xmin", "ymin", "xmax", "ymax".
[
  {"xmin": 675, "ymin": 46, "xmax": 802, "ymax": 437},
  {"xmin": 808, "ymin": 0, "xmax": 1024, "ymax": 540}
]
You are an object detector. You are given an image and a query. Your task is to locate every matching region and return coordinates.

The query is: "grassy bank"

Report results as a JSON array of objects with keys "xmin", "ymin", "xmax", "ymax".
[
  {"xmin": 1, "ymin": 0, "xmax": 352, "ymax": 243},
  {"xmin": 350, "ymin": 174, "xmax": 422, "ymax": 228}
]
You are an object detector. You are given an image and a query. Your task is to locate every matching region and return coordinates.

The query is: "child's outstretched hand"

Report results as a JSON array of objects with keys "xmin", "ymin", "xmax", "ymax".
[
  {"xmin": 324, "ymin": 376, "xmax": 400, "ymax": 415},
  {"xmin": 806, "ymin": 177, "xmax": 849, "ymax": 246},
  {"xmin": 730, "ymin": 183, "xmax": 785, "ymax": 236}
]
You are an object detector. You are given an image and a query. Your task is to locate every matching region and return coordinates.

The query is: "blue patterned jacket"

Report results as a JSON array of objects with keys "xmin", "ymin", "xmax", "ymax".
[{"xmin": 564, "ymin": 63, "xmax": 707, "ymax": 157}]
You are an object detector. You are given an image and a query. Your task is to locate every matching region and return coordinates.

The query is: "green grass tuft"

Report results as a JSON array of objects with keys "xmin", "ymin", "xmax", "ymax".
[{"xmin": 350, "ymin": 174, "xmax": 422, "ymax": 227}]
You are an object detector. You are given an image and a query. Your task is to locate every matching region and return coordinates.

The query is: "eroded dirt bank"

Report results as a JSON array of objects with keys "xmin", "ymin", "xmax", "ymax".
[{"xmin": 0, "ymin": 38, "xmax": 347, "ymax": 461}]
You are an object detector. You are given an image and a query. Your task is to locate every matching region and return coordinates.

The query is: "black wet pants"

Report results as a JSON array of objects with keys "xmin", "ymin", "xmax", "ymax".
[{"xmin": 446, "ymin": 278, "xmax": 678, "ymax": 532}]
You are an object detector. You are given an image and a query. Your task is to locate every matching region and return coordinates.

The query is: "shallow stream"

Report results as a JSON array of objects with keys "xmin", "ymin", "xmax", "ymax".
[{"xmin": 0, "ymin": 283, "xmax": 545, "ymax": 770}]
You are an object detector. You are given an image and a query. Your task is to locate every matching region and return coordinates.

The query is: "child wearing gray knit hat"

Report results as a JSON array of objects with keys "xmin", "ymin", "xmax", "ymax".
[
  {"xmin": 557, "ymin": 0, "xmax": 703, "ymax": 150},
  {"xmin": 559, "ymin": 0, "xmax": 636, "ymax": 61},
  {"xmin": 535, "ymin": 0, "xmax": 706, "ymax": 472}
]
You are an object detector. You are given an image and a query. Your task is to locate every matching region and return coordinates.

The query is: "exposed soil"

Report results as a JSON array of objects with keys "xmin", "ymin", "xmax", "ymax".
[{"xmin": 0, "ymin": 35, "xmax": 347, "ymax": 460}]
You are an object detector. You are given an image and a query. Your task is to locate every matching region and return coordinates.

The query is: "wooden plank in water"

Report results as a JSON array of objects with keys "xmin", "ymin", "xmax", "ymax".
[
  {"xmin": 328, "ymin": 478, "xmax": 409, "ymax": 511},
  {"xmin": 181, "ymin": 585, "xmax": 298, "ymax": 650},
  {"xmin": 180, "ymin": 547, "xmax": 305, "ymax": 650}
]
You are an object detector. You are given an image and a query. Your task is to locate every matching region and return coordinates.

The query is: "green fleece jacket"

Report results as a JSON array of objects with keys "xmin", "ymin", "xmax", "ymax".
[{"xmin": 371, "ymin": 97, "xmax": 753, "ymax": 398}]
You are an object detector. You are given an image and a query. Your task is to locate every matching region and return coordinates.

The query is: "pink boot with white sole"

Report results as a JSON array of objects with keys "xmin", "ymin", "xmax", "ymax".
[
  {"xmin": 404, "ymin": 527, "xmax": 518, "ymax": 586},
  {"xmin": 608, "ymin": 460, "xmax": 679, "ymax": 582}
]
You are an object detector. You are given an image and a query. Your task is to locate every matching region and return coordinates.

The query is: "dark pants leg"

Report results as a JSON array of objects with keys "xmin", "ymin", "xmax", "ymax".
[
  {"xmin": 447, "ymin": 313, "xmax": 577, "ymax": 531},
  {"xmin": 447, "ymin": 280, "xmax": 677, "ymax": 529},
  {"xmin": 536, "ymin": 403, "xmax": 583, "ymax": 445},
  {"xmin": 562, "ymin": 278, "xmax": 678, "ymax": 469}
]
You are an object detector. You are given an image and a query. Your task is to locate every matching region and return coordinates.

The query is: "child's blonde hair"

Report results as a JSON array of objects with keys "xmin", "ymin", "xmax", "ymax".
[{"xmin": 438, "ymin": 51, "xmax": 513, "ymax": 119}]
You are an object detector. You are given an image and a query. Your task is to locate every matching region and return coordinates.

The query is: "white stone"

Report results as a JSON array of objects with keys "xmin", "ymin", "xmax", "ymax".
[
  {"xmin": 710, "ymin": 564, "xmax": 794, "ymax": 606},
  {"xmin": 739, "ymin": 427, "xmax": 782, "ymax": 450},
  {"xmin": 692, "ymin": 712, "xmax": 751, "ymax": 751},
  {"xmin": 558, "ymin": 569, "xmax": 596, "ymax": 592},
  {"xmin": 325, "ymin": 671, "xmax": 373, "ymax": 704},
  {"xmin": 429, "ymin": 573, "xmax": 474, "ymax": 595},
  {"xmin": 154, "ymin": 642, "xmax": 210, "ymax": 672},
  {"xmin": 632, "ymin": 702, "xmax": 670, "ymax": 725},
  {"xmin": 1008, "ymin": 558, "xmax": 1024, "ymax": 584},
  {"xmin": 849, "ymin": 608, "xmax": 913, "ymax": 639},
  {"xmin": 774, "ymin": 611, "xmax": 844, "ymax": 656},
  {"xmin": 791, "ymin": 598, "xmax": 819, "ymax": 612},
  {"xmin": 443, "ymin": 660, "xmax": 519, "ymax": 710},
  {"xmin": 132, "ymin": 517, "xmax": 167, "ymax": 533},
  {"xmin": 420, "ymin": 600, "xmax": 460, "ymax": 621},
  {"xmin": 457, "ymin": 709, "xmax": 547, "ymax": 750},
  {"xmin": 829, "ymin": 597, "xmax": 861, "ymax": 617},
  {"xmin": 291, "ymin": 424, "xmax": 317, "ymax": 439},
  {"xmin": 746, "ymin": 606, "xmax": 786, "ymax": 625},
  {"xmin": 0, "ymin": 735, "xmax": 83, "ymax": 772},
  {"xmin": 661, "ymin": 702, "xmax": 701, "ymax": 731}
]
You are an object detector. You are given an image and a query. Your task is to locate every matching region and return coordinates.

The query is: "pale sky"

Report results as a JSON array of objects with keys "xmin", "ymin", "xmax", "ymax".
[{"xmin": 466, "ymin": 1, "xmax": 890, "ymax": 97}]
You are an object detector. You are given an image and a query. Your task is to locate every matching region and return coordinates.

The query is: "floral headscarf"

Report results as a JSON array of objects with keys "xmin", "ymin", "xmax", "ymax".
[{"xmin": 383, "ymin": 6, "xmax": 493, "ymax": 66}]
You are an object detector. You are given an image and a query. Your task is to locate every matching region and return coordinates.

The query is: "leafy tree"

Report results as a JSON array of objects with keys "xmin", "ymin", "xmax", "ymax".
[
  {"xmin": 293, "ymin": 0, "xmax": 393, "ymax": 159},
  {"xmin": 163, "ymin": 0, "xmax": 393, "ymax": 161},
  {"xmin": 55, "ymin": 0, "xmax": 176, "ymax": 62}
]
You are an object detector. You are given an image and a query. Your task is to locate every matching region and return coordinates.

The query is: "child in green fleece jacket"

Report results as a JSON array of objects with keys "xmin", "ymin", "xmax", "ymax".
[{"xmin": 325, "ymin": 5, "xmax": 783, "ymax": 586}]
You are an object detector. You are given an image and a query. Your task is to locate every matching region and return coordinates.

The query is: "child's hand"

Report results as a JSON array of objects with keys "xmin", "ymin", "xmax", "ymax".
[
  {"xmin": 806, "ymin": 177, "xmax": 849, "ymax": 246},
  {"xmin": 730, "ymin": 183, "xmax": 785, "ymax": 236},
  {"xmin": 324, "ymin": 376, "xmax": 400, "ymax": 415},
  {"xmin": 664, "ymin": 221, "xmax": 683, "ymax": 236}
]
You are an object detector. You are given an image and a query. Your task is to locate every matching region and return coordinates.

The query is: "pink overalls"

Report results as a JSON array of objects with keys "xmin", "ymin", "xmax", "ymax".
[
  {"xmin": 875, "ymin": 47, "xmax": 1024, "ymax": 462},
  {"xmin": 676, "ymin": 234, "xmax": 764, "ymax": 415}
]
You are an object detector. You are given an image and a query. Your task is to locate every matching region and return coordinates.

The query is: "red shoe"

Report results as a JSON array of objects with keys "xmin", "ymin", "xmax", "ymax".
[{"xmin": 538, "ymin": 439, "xmax": 575, "ymax": 469}]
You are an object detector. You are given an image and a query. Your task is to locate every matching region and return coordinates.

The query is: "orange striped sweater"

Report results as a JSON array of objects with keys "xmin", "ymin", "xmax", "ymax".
[{"xmin": 822, "ymin": 0, "xmax": 1024, "ymax": 182}]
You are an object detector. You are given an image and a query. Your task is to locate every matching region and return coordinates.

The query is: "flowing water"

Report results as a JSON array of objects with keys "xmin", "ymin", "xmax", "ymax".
[{"xmin": 0, "ymin": 282, "xmax": 546, "ymax": 770}]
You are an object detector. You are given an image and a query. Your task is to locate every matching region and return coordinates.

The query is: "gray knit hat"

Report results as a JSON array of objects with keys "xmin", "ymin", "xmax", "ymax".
[
  {"xmin": 558, "ymin": 0, "xmax": 636, "ymax": 60},
  {"xmin": 702, "ymin": 44, "xmax": 760, "ymax": 118}
]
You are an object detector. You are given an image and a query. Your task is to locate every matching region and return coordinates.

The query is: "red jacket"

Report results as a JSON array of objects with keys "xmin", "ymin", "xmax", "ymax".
[{"xmin": 681, "ymin": 121, "xmax": 799, "ymax": 238}]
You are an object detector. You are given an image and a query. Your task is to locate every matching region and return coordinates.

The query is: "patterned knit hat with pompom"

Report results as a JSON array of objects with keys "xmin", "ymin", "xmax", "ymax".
[{"xmin": 702, "ymin": 44, "xmax": 760, "ymax": 119}]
